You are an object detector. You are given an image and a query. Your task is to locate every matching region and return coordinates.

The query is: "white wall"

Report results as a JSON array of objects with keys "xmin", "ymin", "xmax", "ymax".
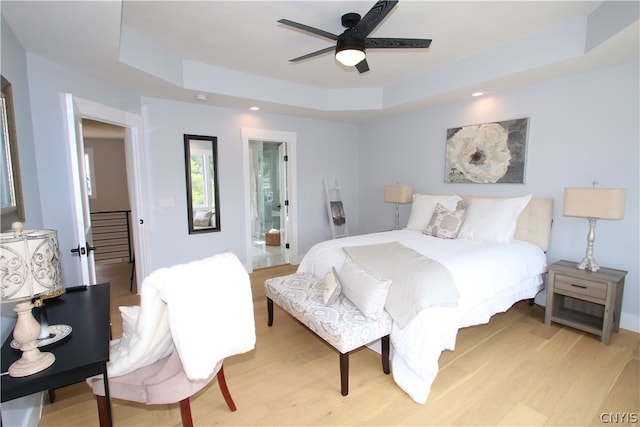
[
  {"xmin": 1, "ymin": 17, "xmax": 44, "ymax": 340},
  {"xmin": 85, "ymin": 137, "xmax": 130, "ymax": 212},
  {"xmin": 141, "ymin": 97, "xmax": 360, "ymax": 270},
  {"xmin": 359, "ymin": 61, "xmax": 639, "ymax": 331},
  {"xmin": 0, "ymin": 17, "xmax": 47, "ymax": 426},
  {"xmin": 25, "ymin": 55, "xmax": 142, "ymax": 286},
  {"xmin": 5, "ymin": 19, "xmax": 639, "ymax": 333},
  {"xmin": 23, "ymin": 54, "xmax": 361, "ymax": 280}
]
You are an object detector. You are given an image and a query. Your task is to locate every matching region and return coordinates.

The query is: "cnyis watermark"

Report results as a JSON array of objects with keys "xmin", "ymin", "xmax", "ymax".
[{"xmin": 600, "ymin": 412, "xmax": 639, "ymax": 424}]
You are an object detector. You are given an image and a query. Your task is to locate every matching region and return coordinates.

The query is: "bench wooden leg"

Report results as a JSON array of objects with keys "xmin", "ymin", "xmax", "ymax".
[
  {"xmin": 381, "ymin": 335, "xmax": 390, "ymax": 374},
  {"xmin": 340, "ymin": 352, "xmax": 349, "ymax": 396},
  {"xmin": 267, "ymin": 298, "xmax": 274, "ymax": 326}
]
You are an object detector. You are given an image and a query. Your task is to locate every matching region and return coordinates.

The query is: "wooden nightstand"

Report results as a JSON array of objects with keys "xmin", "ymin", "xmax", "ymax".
[{"xmin": 545, "ymin": 260, "xmax": 627, "ymax": 344}]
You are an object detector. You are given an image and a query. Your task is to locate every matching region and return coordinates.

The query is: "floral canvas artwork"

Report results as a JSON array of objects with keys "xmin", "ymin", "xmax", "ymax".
[{"xmin": 445, "ymin": 118, "xmax": 529, "ymax": 183}]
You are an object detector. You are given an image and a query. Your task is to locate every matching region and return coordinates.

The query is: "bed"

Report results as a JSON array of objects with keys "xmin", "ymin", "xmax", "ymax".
[{"xmin": 296, "ymin": 194, "xmax": 553, "ymax": 404}]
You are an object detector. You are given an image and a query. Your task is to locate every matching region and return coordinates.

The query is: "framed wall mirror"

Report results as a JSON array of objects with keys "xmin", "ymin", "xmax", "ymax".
[
  {"xmin": 184, "ymin": 134, "xmax": 220, "ymax": 234},
  {"xmin": 1, "ymin": 75, "xmax": 25, "ymax": 231}
]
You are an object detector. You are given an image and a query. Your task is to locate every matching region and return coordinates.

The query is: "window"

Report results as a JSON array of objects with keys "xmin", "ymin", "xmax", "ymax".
[
  {"xmin": 84, "ymin": 148, "xmax": 97, "ymax": 198},
  {"xmin": 190, "ymin": 152, "xmax": 216, "ymax": 208}
]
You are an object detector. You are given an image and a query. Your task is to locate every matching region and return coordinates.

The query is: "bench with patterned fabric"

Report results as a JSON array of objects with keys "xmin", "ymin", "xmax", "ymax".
[{"xmin": 264, "ymin": 272, "xmax": 392, "ymax": 396}]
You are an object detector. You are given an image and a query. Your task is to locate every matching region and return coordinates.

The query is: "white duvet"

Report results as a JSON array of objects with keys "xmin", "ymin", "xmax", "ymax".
[{"xmin": 297, "ymin": 230, "xmax": 546, "ymax": 403}]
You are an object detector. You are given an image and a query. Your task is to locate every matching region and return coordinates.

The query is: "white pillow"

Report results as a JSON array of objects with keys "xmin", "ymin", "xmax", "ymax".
[
  {"xmin": 193, "ymin": 210, "xmax": 213, "ymax": 227},
  {"xmin": 339, "ymin": 257, "xmax": 391, "ymax": 320},
  {"xmin": 405, "ymin": 194, "xmax": 462, "ymax": 231},
  {"xmin": 322, "ymin": 267, "xmax": 342, "ymax": 305},
  {"xmin": 458, "ymin": 194, "xmax": 532, "ymax": 243}
]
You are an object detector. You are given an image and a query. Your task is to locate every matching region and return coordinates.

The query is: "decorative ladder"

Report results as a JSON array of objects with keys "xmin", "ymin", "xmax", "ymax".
[{"xmin": 324, "ymin": 178, "xmax": 349, "ymax": 239}]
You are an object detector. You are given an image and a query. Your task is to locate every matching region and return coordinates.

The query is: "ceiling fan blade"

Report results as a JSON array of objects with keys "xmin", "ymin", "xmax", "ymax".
[
  {"xmin": 277, "ymin": 19, "xmax": 338, "ymax": 41},
  {"xmin": 355, "ymin": 59, "xmax": 370, "ymax": 73},
  {"xmin": 289, "ymin": 46, "xmax": 336, "ymax": 62},
  {"xmin": 365, "ymin": 38, "xmax": 432, "ymax": 49},
  {"xmin": 353, "ymin": 0, "xmax": 399, "ymax": 38}
]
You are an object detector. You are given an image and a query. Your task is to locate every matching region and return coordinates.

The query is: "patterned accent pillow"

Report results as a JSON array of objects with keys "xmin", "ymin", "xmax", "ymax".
[
  {"xmin": 322, "ymin": 267, "xmax": 342, "ymax": 305},
  {"xmin": 424, "ymin": 203, "xmax": 466, "ymax": 239}
]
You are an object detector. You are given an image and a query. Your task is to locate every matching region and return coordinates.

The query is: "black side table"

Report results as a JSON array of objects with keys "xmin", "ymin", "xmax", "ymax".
[{"xmin": 1, "ymin": 283, "xmax": 113, "ymax": 426}]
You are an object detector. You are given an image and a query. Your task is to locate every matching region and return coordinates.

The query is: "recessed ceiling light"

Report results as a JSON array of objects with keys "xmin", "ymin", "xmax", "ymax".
[
  {"xmin": 195, "ymin": 94, "xmax": 208, "ymax": 102},
  {"xmin": 471, "ymin": 92, "xmax": 484, "ymax": 97},
  {"xmin": 250, "ymin": 106, "xmax": 260, "ymax": 111}
]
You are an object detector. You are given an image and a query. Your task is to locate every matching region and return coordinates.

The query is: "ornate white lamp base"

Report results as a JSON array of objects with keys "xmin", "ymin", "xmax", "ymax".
[
  {"xmin": 576, "ymin": 217, "xmax": 600, "ymax": 272},
  {"xmin": 9, "ymin": 301, "xmax": 56, "ymax": 377}
]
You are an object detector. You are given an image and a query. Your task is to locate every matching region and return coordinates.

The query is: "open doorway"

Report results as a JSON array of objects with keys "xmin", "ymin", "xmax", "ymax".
[
  {"xmin": 249, "ymin": 140, "xmax": 287, "ymax": 269},
  {"xmin": 64, "ymin": 95, "xmax": 148, "ymax": 291},
  {"xmin": 242, "ymin": 127, "xmax": 297, "ymax": 272},
  {"xmin": 82, "ymin": 119, "xmax": 136, "ymax": 290}
]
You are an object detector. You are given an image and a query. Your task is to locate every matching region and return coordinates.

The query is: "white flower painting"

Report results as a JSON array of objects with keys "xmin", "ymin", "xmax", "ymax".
[{"xmin": 445, "ymin": 118, "xmax": 529, "ymax": 184}]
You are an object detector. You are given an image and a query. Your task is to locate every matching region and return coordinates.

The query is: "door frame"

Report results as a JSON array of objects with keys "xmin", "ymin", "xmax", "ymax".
[
  {"xmin": 277, "ymin": 142, "xmax": 288, "ymax": 262},
  {"xmin": 241, "ymin": 127, "xmax": 298, "ymax": 272},
  {"xmin": 67, "ymin": 95, "xmax": 150, "ymax": 288}
]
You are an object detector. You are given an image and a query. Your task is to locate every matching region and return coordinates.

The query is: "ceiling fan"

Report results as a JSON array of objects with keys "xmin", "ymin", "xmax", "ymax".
[{"xmin": 278, "ymin": 0, "xmax": 432, "ymax": 74}]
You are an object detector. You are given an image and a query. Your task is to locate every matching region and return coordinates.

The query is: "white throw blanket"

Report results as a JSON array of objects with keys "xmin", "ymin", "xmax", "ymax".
[
  {"xmin": 344, "ymin": 242, "xmax": 458, "ymax": 328},
  {"xmin": 107, "ymin": 252, "xmax": 256, "ymax": 380}
]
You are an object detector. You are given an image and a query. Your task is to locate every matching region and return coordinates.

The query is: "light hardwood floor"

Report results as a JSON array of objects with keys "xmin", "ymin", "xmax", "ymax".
[{"xmin": 40, "ymin": 262, "xmax": 639, "ymax": 426}]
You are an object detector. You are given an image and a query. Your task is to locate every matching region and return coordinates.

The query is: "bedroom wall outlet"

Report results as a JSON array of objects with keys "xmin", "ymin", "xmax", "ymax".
[{"xmin": 159, "ymin": 197, "xmax": 174, "ymax": 207}]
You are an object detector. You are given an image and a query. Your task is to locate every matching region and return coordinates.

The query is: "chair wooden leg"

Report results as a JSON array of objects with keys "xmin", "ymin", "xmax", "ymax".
[
  {"xmin": 381, "ymin": 335, "xmax": 391, "ymax": 374},
  {"xmin": 340, "ymin": 352, "xmax": 349, "ymax": 396},
  {"xmin": 267, "ymin": 298, "xmax": 274, "ymax": 326},
  {"xmin": 96, "ymin": 395, "xmax": 109, "ymax": 427},
  {"xmin": 217, "ymin": 365, "xmax": 237, "ymax": 411},
  {"xmin": 179, "ymin": 398, "xmax": 193, "ymax": 427}
]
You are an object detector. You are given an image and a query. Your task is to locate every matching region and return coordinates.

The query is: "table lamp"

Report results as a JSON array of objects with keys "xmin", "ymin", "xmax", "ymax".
[
  {"xmin": 563, "ymin": 185, "xmax": 626, "ymax": 272},
  {"xmin": 384, "ymin": 184, "xmax": 413, "ymax": 230},
  {"xmin": 0, "ymin": 222, "xmax": 63, "ymax": 377}
]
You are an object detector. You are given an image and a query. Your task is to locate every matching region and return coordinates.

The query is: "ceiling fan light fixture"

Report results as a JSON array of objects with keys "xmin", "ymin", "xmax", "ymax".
[{"xmin": 335, "ymin": 38, "xmax": 366, "ymax": 67}]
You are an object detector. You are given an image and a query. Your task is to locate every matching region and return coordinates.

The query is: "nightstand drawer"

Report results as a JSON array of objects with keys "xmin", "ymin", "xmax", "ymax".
[{"xmin": 554, "ymin": 274, "xmax": 607, "ymax": 300}]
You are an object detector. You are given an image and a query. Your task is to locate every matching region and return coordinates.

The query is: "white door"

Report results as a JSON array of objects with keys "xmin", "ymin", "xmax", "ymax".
[
  {"xmin": 278, "ymin": 142, "xmax": 289, "ymax": 263},
  {"xmin": 63, "ymin": 94, "xmax": 97, "ymax": 285}
]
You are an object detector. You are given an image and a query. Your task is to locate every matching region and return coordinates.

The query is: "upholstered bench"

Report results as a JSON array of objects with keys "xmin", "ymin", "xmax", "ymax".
[{"xmin": 264, "ymin": 272, "xmax": 392, "ymax": 396}]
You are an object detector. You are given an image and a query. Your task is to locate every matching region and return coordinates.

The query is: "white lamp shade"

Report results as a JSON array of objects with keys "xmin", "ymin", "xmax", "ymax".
[
  {"xmin": 0, "ymin": 227, "xmax": 63, "ymax": 302},
  {"xmin": 563, "ymin": 188, "xmax": 626, "ymax": 220},
  {"xmin": 384, "ymin": 185, "xmax": 413, "ymax": 204}
]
